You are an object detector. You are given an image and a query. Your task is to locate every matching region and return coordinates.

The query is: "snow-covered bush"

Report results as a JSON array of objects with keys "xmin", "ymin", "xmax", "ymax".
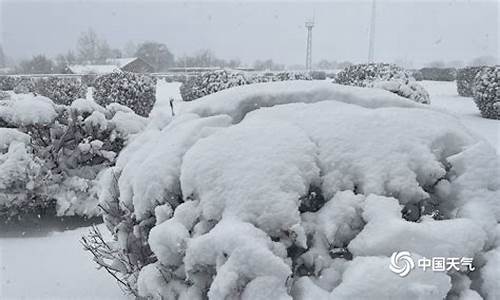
[
  {"xmin": 180, "ymin": 70, "xmax": 312, "ymax": 101},
  {"xmin": 419, "ymin": 67, "xmax": 456, "ymax": 81},
  {"xmin": 457, "ymin": 66, "xmax": 483, "ymax": 97},
  {"xmin": 0, "ymin": 91, "xmax": 10, "ymax": 100},
  {"xmin": 0, "ymin": 76, "xmax": 16, "ymax": 91},
  {"xmin": 180, "ymin": 70, "xmax": 250, "ymax": 102},
  {"xmin": 335, "ymin": 63, "xmax": 413, "ymax": 86},
  {"xmin": 0, "ymin": 94, "xmax": 147, "ymax": 221},
  {"xmin": 33, "ymin": 77, "xmax": 87, "ymax": 105},
  {"xmin": 335, "ymin": 63, "xmax": 430, "ymax": 104},
  {"xmin": 411, "ymin": 69, "xmax": 424, "ymax": 81},
  {"xmin": 86, "ymin": 81, "xmax": 500, "ymax": 299},
  {"xmin": 13, "ymin": 78, "xmax": 35, "ymax": 94},
  {"xmin": 94, "ymin": 72, "xmax": 157, "ymax": 117},
  {"xmin": 473, "ymin": 66, "xmax": 500, "ymax": 119}
]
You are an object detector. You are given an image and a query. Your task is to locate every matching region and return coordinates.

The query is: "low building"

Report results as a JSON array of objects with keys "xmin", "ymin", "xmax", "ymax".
[{"xmin": 66, "ymin": 57, "xmax": 154, "ymax": 75}]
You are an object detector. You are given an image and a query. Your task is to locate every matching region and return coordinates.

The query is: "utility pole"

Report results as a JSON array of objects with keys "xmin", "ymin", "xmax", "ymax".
[
  {"xmin": 368, "ymin": 0, "xmax": 377, "ymax": 63},
  {"xmin": 305, "ymin": 17, "xmax": 315, "ymax": 71}
]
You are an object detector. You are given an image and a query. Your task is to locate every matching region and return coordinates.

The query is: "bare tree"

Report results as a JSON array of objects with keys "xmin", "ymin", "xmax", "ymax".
[
  {"xmin": 76, "ymin": 28, "xmax": 115, "ymax": 63},
  {"xmin": 19, "ymin": 55, "xmax": 55, "ymax": 74},
  {"xmin": 123, "ymin": 41, "xmax": 138, "ymax": 57},
  {"xmin": 135, "ymin": 41, "xmax": 174, "ymax": 71}
]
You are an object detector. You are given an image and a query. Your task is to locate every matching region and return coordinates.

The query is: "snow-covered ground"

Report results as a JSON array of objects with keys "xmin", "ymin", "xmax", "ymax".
[
  {"xmin": 422, "ymin": 80, "xmax": 499, "ymax": 153},
  {"xmin": 0, "ymin": 80, "xmax": 498, "ymax": 299},
  {"xmin": 0, "ymin": 225, "xmax": 130, "ymax": 300}
]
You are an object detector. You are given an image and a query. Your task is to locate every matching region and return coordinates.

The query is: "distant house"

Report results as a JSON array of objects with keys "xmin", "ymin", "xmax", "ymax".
[
  {"xmin": 66, "ymin": 57, "xmax": 154, "ymax": 75},
  {"xmin": 105, "ymin": 57, "xmax": 154, "ymax": 73},
  {"xmin": 66, "ymin": 64, "xmax": 120, "ymax": 75}
]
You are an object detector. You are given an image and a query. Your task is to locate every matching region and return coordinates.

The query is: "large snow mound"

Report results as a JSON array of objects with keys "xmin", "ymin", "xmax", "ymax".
[
  {"xmin": 0, "ymin": 94, "xmax": 57, "ymax": 126},
  {"xmin": 177, "ymin": 80, "xmax": 422, "ymax": 122},
  {"xmin": 96, "ymin": 81, "xmax": 500, "ymax": 299}
]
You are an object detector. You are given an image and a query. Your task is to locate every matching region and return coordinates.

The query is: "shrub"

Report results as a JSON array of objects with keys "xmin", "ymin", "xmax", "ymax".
[
  {"xmin": 335, "ymin": 63, "xmax": 430, "ymax": 104},
  {"xmin": 0, "ymin": 94, "xmax": 147, "ymax": 222},
  {"xmin": 0, "ymin": 91, "xmax": 10, "ymax": 100},
  {"xmin": 473, "ymin": 66, "xmax": 500, "ymax": 119},
  {"xmin": 335, "ymin": 63, "xmax": 413, "ymax": 87},
  {"xmin": 180, "ymin": 70, "xmax": 312, "ymax": 101},
  {"xmin": 94, "ymin": 72, "xmax": 157, "ymax": 117},
  {"xmin": 457, "ymin": 66, "xmax": 483, "ymax": 97},
  {"xmin": 33, "ymin": 77, "xmax": 87, "ymax": 105},
  {"xmin": 0, "ymin": 76, "xmax": 16, "ymax": 91},
  {"xmin": 84, "ymin": 81, "xmax": 499, "ymax": 299},
  {"xmin": 419, "ymin": 67, "xmax": 456, "ymax": 81},
  {"xmin": 411, "ymin": 69, "xmax": 424, "ymax": 81},
  {"xmin": 180, "ymin": 70, "xmax": 250, "ymax": 102},
  {"xmin": 13, "ymin": 78, "xmax": 35, "ymax": 94}
]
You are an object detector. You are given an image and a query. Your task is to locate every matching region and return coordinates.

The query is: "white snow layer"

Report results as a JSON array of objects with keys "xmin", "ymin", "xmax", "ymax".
[
  {"xmin": 0, "ymin": 94, "xmax": 57, "ymax": 126},
  {"xmin": 101, "ymin": 81, "xmax": 499, "ymax": 299}
]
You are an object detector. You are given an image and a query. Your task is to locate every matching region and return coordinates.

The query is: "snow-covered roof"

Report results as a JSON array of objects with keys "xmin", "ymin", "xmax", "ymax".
[
  {"xmin": 67, "ymin": 64, "xmax": 121, "ymax": 75},
  {"xmin": 105, "ymin": 57, "xmax": 138, "ymax": 68}
]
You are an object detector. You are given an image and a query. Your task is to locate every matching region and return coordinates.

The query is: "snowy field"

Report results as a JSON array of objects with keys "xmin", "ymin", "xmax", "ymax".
[
  {"xmin": 421, "ymin": 80, "xmax": 499, "ymax": 153},
  {"xmin": 0, "ymin": 80, "xmax": 498, "ymax": 299}
]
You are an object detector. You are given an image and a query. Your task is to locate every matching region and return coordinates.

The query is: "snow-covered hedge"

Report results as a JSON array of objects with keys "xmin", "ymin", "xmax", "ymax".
[
  {"xmin": 473, "ymin": 66, "xmax": 500, "ymax": 119},
  {"xmin": 86, "ymin": 81, "xmax": 499, "ymax": 299},
  {"xmin": 0, "ymin": 93, "xmax": 147, "ymax": 221},
  {"xmin": 180, "ymin": 70, "xmax": 312, "ymax": 101},
  {"xmin": 0, "ymin": 91, "xmax": 10, "ymax": 100},
  {"xmin": 335, "ymin": 63, "xmax": 430, "ymax": 104},
  {"xmin": 13, "ymin": 78, "xmax": 35, "ymax": 94},
  {"xmin": 457, "ymin": 66, "xmax": 483, "ymax": 97},
  {"xmin": 0, "ymin": 76, "xmax": 17, "ymax": 91},
  {"xmin": 419, "ymin": 67, "xmax": 456, "ymax": 81},
  {"xmin": 94, "ymin": 72, "xmax": 157, "ymax": 117},
  {"xmin": 33, "ymin": 77, "xmax": 87, "ymax": 105}
]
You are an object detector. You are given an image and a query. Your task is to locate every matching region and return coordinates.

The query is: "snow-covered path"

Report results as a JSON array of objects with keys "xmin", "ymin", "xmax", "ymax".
[
  {"xmin": 0, "ymin": 225, "xmax": 129, "ymax": 300},
  {"xmin": 422, "ymin": 80, "xmax": 499, "ymax": 152}
]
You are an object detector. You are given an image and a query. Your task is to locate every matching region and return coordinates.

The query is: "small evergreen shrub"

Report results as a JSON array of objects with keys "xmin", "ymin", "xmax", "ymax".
[
  {"xmin": 180, "ymin": 70, "xmax": 312, "ymax": 101},
  {"xmin": 335, "ymin": 63, "xmax": 430, "ymax": 104},
  {"xmin": 34, "ymin": 77, "xmax": 87, "ymax": 105},
  {"xmin": 0, "ymin": 91, "xmax": 10, "ymax": 100},
  {"xmin": 13, "ymin": 78, "xmax": 35, "ymax": 94},
  {"xmin": 0, "ymin": 95, "xmax": 146, "ymax": 222},
  {"xmin": 93, "ymin": 72, "xmax": 157, "ymax": 117},
  {"xmin": 473, "ymin": 66, "xmax": 500, "ymax": 119},
  {"xmin": 457, "ymin": 66, "xmax": 483, "ymax": 97},
  {"xmin": 0, "ymin": 76, "xmax": 17, "ymax": 91}
]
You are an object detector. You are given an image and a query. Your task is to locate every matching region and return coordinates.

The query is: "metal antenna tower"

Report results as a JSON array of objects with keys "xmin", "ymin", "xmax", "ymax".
[
  {"xmin": 368, "ymin": 0, "xmax": 377, "ymax": 62},
  {"xmin": 305, "ymin": 16, "xmax": 315, "ymax": 71}
]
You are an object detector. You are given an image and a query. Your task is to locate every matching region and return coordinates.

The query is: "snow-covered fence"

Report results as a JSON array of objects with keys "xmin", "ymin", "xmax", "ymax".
[
  {"xmin": 456, "ymin": 66, "xmax": 482, "ymax": 97},
  {"xmin": 473, "ymin": 65, "xmax": 499, "ymax": 119},
  {"xmin": 335, "ymin": 63, "xmax": 430, "ymax": 104}
]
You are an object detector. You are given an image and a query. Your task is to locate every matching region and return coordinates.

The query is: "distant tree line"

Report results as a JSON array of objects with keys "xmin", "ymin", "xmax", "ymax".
[{"xmin": 1, "ymin": 28, "xmax": 497, "ymax": 75}]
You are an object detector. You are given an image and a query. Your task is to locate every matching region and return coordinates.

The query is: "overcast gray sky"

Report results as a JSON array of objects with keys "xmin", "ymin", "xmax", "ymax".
[{"xmin": 1, "ymin": 0, "xmax": 498, "ymax": 67}]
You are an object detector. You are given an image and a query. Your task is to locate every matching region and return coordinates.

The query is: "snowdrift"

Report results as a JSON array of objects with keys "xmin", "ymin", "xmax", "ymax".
[{"xmin": 95, "ymin": 81, "xmax": 500, "ymax": 299}]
